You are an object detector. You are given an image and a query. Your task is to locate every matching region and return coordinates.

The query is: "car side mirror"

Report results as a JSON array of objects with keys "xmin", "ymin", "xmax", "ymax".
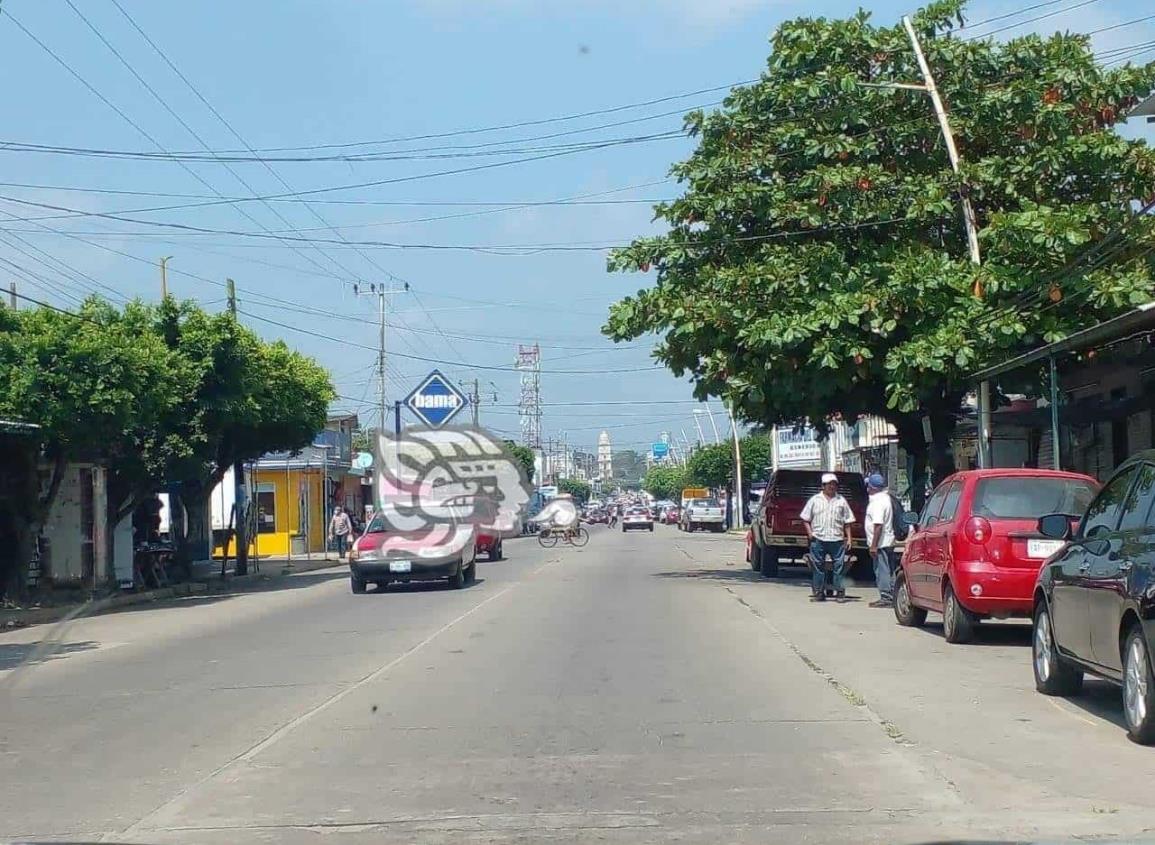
[
  {"xmin": 1037, "ymin": 513, "xmax": 1072, "ymax": 540},
  {"xmin": 901, "ymin": 511, "xmax": 920, "ymax": 528}
]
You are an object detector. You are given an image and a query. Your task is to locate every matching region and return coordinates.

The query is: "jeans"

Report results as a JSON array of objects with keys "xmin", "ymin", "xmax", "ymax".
[
  {"xmin": 810, "ymin": 538, "xmax": 846, "ymax": 593},
  {"xmin": 333, "ymin": 534, "xmax": 348, "ymax": 556},
  {"xmin": 873, "ymin": 547, "xmax": 895, "ymax": 602}
]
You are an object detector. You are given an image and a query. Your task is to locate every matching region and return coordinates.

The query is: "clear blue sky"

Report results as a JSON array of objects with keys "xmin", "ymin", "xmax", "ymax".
[{"xmin": 1, "ymin": 0, "xmax": 1151, "ymax": 454}]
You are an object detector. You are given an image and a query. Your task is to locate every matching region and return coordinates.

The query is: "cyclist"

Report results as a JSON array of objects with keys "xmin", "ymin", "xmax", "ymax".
[{"xmin": 536, "ymin": 495, "xmax": 580, "ymax": 540}]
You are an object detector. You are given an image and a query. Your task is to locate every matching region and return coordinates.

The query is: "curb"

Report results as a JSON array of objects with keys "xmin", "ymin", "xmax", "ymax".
[{"xmin": 1, "ymin": 557, "xmax": 344, "ymax": 633}]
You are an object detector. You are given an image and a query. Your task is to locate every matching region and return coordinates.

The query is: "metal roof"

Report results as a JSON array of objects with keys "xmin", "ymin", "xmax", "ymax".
[
  {"xmin": 0, "ymin": 419, "xmax": 41, "ymax": 433},
  {"xmin": 1132, "ymin": 93, "xmax": 1155, "ymax": 120},
  {"xmin": 971, "ymin": 301, "xmax": 1155, "ymax": 382}
]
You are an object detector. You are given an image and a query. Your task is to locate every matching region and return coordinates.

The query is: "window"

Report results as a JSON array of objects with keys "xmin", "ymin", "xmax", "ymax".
[
  {"xmin": 920, "ymin": 484, "xmax": 950, "ymax": 528},
  {"xmin": 1118, "ymin": 464, "xmax": 1155, "ymax": 533},
  {"xmin": 972, "ymin": 476, "xmax": 1098, "ymax": 519},
  {"xmin": 937, "ymin": 482, "xmax": 964, "ymax": 524},
  {"xmin": 256, "ymin": 484, "xmax": 277, "ymax": 534},
  {"xmin": 1079, "ymin": 465, "xmax": 1137, "ymax": 538}
]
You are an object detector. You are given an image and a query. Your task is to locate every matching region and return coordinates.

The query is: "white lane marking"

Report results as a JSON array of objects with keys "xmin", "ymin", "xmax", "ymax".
[{"xmin": 113, "ymin": 557, "xmax": 560, "ymax": 839}]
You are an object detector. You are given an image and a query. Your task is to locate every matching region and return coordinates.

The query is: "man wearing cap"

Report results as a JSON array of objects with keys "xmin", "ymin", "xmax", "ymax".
[
  {"xmin": 800, "ymin": 473, "xmax": 855, "ymax": 602},
  {"xmin": 864, "ymin": 473, "xmax": 896, "ymax": 608}
]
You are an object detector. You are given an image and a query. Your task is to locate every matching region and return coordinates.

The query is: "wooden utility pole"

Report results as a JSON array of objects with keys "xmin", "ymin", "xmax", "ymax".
[
  {"xmin": 227, "ymin": 279, "xmax": 250, "ymax": 576},
  {"xmin": 8, "ymin": 282, "xmax": 15, "ymax": 310}
]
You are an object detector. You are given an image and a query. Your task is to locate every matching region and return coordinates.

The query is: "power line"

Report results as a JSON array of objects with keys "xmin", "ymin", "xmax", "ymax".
[
  {"xmin": 237, "ymin": 308, "xmax": 664, "ymax": 375},
  {"xmin": 57, "ymin": 0, "xmax": 365, "ymax": 288},
  {"xmin": 961, "ymin": 0, "xmax": 1103, "ymax": 40}
]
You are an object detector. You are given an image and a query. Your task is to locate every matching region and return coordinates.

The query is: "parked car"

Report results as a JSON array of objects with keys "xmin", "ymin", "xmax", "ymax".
[
  {"xmin": 680, "ymin": 497, "xmax": 725, "ymax": 532},
  {"xmin": 349, "ymin": 511, "xmax": 479, "ymax": 593},
  {"xmin": 749, "ymin": 469, "xmax": 869, "ymax": 578},
  {"xmin": 895, "ymin": 468, "xmax": 1098, "ymax": 644},
  {"xmin": 1032, "ymin": 452, "xmax": 1155, "ymax": 743},
  {"xmin": 622, "ymin": 507, "xmax": 654, "ymax": 532}
]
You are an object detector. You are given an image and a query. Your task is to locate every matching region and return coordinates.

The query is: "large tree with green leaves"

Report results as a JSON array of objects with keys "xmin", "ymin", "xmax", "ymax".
[
  {"xmin": 0, "ymin": 297, "xmax": 334, "ymax": 594},
  {"xmin": 605, "ymin": 0, "xmax": 1155, "ymax": 504},
  {"xmin": 503, "ymin": 440, "xmax": 537, "ymax": 484},
  {"xmin": 642, "ymin": 464, "xmax": 687, "ymax": 500},
  {"xmin": 557, "ymin": 477, "xmax": 592, "ymax": 504},
  {"xmin": 685, "ymin": 435, "xmax": 773, "ymax": 490}
]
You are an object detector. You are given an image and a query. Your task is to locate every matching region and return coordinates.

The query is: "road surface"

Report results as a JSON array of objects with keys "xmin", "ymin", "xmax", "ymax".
[{"xmin": 1, "ymin": 526, "xmax": 1151, "ymax": 844}]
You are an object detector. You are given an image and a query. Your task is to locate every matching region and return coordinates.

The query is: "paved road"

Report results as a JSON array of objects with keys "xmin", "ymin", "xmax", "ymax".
[{"xmin": 1, "ymin": 526, "xmax": 1151, "ymax": 844}]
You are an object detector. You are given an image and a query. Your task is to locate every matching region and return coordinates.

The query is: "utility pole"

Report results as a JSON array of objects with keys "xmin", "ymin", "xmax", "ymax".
[
  {"xmin": 692, "ymin": 412, "xmax": 707, "ymax": 447},
  {"xmin": 8, "ymin": 282, "xmax": 16, "ymax": 310},
  {"xmin": 353, "ymin": 282, "xmax": 408, "ymax": 437},
  {"xmin": 702, "ymin": 407, "xmax": 722, "ymax": 444},
  {"xmin": 160, "ymin": 256, "xmax": 173, "ymax": 299},
  {"xmin": 901, "ymin": 16, "xmax": 982, "ymax": 272},
  {"xmin": 226, "ymin": 279, "xmax": 250, "ymax": 576},
  {"xmin": 728, "ymin": 401, "xmax": 744, "ymax": 530},
  {"xmin": 471, "ymin": 378, "xmax": 480, "ymax": 426}
]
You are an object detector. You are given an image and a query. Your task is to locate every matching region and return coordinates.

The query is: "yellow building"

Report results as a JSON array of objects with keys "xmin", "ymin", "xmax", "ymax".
[{"xmin": 250, "ymin": 465, "xmax": 328, "ymax": 557}]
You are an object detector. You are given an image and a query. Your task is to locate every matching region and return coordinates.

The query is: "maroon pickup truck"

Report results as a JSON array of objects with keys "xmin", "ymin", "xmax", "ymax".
[{"xmin": 748, "ymin": 469, "xmax": 870, "ymax": 578}]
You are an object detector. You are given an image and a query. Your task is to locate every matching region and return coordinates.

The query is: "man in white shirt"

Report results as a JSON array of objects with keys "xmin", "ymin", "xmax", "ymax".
[
  {"xmin": 864, "ymin": 473, "xmax": 897, "ymax": 608},
  {"xmin": 800, "ymin": 473, "xmax": 855, "ymax": 602}
]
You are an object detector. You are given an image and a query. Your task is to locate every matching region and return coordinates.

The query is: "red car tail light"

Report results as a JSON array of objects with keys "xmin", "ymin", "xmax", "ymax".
[{"xmin": 965, "ymin": 516, "xmax": 992, "ymax": 544}]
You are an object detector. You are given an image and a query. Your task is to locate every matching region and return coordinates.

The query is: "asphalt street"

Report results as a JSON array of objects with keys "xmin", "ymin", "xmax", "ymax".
[{"xmin": 1, "ymin": 525, "xmax": 1152, "ymax": 844}]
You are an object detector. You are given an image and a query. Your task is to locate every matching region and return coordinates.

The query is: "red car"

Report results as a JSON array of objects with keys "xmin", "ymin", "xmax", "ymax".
[
  {"xmin": 895, "ymin": 468, "xmax": 1098, "ymax": 643},
  {"xmin": 664, "ymin": 506, "xmax": 680, "ymax": 525}
]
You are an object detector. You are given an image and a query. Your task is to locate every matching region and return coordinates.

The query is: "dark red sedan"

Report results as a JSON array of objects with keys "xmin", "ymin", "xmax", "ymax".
[{"xmin": 895, "ymin": 468, "xmax": 1098, "ymax": 643}]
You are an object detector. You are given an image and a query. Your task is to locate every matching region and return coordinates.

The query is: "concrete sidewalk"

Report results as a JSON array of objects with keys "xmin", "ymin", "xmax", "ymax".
[
  {"xmin": 1, "ymin": 553, "xmax": 346, "ymax": 631},
  {"xmin": 671, "ymin": 530, "xmax": 1155, "ymax": 842}
]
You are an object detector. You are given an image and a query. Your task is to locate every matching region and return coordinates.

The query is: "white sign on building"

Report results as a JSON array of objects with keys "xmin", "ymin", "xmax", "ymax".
[{"xmin": 777, "ymin": 426, "xmax": 822, "ymax": 469}]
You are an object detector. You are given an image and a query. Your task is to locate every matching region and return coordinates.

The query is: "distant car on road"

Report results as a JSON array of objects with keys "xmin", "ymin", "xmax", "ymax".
[
  {"xmin": 663, "ymin": 506, "xmax": 680, "ymax": 525},
  {"xmin": 681, "ymin": 498, "xmax": 725, "ymax": 533},
  {"xmin": 1031, "ymin": 452, "xmax": 1155, "ymax": 743},
  {"xmin": 622, "ymin": 507, "xmax": 654, "ymax": 532},
  {"xmin": 349, "ymin": 511, "xmax": 479, "ymax": 593},
  {"xmin": 895, "ymin": 468, "xmax": 1097, "ymax": 644}
]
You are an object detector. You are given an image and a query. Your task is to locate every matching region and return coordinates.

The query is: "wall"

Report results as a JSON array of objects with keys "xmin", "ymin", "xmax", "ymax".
[
  {"xmin": 41, "ymin": 463, "xmax": 94, "ymax": 584},
  {"xmin": 247, "ymin": 468, "xmax": 326, "ymax": 557}
]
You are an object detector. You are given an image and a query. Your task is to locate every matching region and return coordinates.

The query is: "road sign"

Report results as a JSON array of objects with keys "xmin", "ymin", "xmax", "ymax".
[
  {"xmin": 651, "ymin": 442, "xmax": 669, "ymax": 460},
  {"xmin": 404, "ymin": 370, "xmax": 467, "ymax": 428}
]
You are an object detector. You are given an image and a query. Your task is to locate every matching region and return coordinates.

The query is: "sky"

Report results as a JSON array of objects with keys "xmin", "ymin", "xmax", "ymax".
[{"xmin": 0, "ymin": 0, "xmax": 1151, "ymax": 456}]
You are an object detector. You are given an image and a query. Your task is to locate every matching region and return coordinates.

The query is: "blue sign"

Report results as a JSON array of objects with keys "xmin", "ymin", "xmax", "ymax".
[
  {"xmin": 652, "ymin": 442, "xmax": 670, "ymax": 460},
  {"xmin": 404, "ymin": 370, "xmax": 467, "ymax": 428}
]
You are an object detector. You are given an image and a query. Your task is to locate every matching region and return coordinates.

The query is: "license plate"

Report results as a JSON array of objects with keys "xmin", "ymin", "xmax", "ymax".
[
  {"xmin": 389, "ymin": 561, "xmax": 412, "ymax": 573},
  {"xmin": 1027, "ymin": 539, "xmax": 1064, "ymax": 559}
]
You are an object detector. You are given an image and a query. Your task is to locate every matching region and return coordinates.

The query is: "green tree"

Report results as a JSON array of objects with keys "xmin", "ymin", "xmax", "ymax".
[
  {"xmin": 643, "ymin": 464, "xmax": 686, "ymax": 500},
  {"xmin": 612, "ymin": 449, "xmax": 645, "ymax": 485},
  {"xmin": 557, "ymin": 477, "xmax": 592, "ymax": 504},
  {"xmin": 605, "ymin": 0, "xmax": 1155, "ymax": 507},
  {"xmin": 503, "ymin": 440, "xmax": 536, "ymax": 484},
  {"xmin": 0, "ymin": 300, "xmax": 180, "ymax": 596},
  {"xmin": 686, "ymin": 435, "xmax": 773, "ymax": 490}
]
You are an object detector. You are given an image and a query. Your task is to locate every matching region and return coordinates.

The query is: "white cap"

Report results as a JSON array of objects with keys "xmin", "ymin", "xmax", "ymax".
[{"xmin": 821, "ymin": 473, "xmax": 838, "ymax": 484}]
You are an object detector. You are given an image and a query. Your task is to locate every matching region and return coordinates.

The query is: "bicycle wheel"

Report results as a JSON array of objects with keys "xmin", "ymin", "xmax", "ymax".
[
  {"xmin": 538, "ymin": 529, "xmax": 558, "ymax": 548},
  {"xmin": 570, "ymin": 526, "xmax": 590, "ymax": 547}
]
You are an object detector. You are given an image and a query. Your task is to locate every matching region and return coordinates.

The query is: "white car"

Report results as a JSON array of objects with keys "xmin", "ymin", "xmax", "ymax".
[
  {"xmin": 681, "ymin": 498, "xmax": 725, "ymax": 532},
  {"xmin": 622, "ymin": 507, "xmax": 654, "ymax": 532}
]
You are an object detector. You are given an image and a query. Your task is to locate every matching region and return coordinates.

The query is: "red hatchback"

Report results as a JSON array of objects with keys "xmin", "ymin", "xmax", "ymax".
[{"xmin": 895, "ymin": 469, "xmax": 1098, "ymax": 643}]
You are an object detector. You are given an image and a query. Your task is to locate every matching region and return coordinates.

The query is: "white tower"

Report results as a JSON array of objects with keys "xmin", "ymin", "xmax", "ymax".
[{"xmin": 597, "ymin": 430, "xmax": 613, "ymax": 481}]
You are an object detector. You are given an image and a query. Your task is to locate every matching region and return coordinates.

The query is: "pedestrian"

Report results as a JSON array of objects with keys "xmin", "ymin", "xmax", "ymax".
[
  {"xmin": 328, "ymin": 505, "xmax": 352, "ymax": 558},
  {"xmin": 864, "ymin": 473, "xmax": 897, "ymax": 608},
  {"xmin": 608, "ymin": 505, "xmax": 619, "ymax": 529},
  {"xmin": 800, "ymin": 472, "xmax": 855, "ymax": 602}
]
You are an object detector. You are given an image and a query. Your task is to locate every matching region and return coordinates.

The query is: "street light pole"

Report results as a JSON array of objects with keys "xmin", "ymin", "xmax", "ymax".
[
  {"xmin": 728, "ymin": 401, "xmax": 744, "ymax": 530},
  {"xmin": 160, "ymin": 255, "xmax": 173, "ymax": 299}
]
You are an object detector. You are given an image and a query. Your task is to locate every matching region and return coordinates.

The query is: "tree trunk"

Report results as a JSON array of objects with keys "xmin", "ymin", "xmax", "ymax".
[
  {"xmin": 175, "ymin": 481, "xmax": 212, "ymax": 566},
  {"xmin": 892, "ymin": 413, "xmax": 930, "ymax": 513}
]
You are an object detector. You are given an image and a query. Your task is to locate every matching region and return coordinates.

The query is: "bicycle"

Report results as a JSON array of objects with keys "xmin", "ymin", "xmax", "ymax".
[{"xmin": 537, "ymin": 524, "xmax": 590, "ymax": 548}]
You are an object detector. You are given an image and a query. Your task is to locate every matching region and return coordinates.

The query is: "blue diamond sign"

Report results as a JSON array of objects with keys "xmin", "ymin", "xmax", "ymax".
[{"xmin": 404, "ymin": 370, "xmax": 468, "ymax": 428}]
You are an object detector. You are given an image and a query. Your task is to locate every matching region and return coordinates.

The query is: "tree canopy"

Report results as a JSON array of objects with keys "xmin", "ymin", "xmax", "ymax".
[
  {"xmin": 557, "ymin": 477, "xmax": 592, "ymax": 504},
  {"xmin": 0, "ymin": 297, "xmax": 334, "ymax": 589},
  {"xmin": 605, "ymin": 0, "xmax": 1155, "ymax": 489},
  {"xmin": 503, "ymin": 441, "xmax": 536, "ymax": 484},
  {"xmin": 642, "ymin": 464, "xmax": 686, "ymax": 500},
  {"xmin": 685, "ymin": 435, "xmax": 773, "ymax": 489}
]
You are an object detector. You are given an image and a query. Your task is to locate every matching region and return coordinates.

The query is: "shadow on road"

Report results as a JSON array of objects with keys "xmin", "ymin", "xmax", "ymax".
[
  {"xmin": 0, "ymin": 639, "xmax": 99, "ymax": 670},
  {"xmin": 373, "ymin": 577, "xmax": 487, "ymax": 594},
  {"xmin": 1064, "ymin": 678, "xmax": 1126, "ymax": 731},
  {"xmin": 908, "ymin": 620, "xmax": 1033, "ymax": 647}
]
